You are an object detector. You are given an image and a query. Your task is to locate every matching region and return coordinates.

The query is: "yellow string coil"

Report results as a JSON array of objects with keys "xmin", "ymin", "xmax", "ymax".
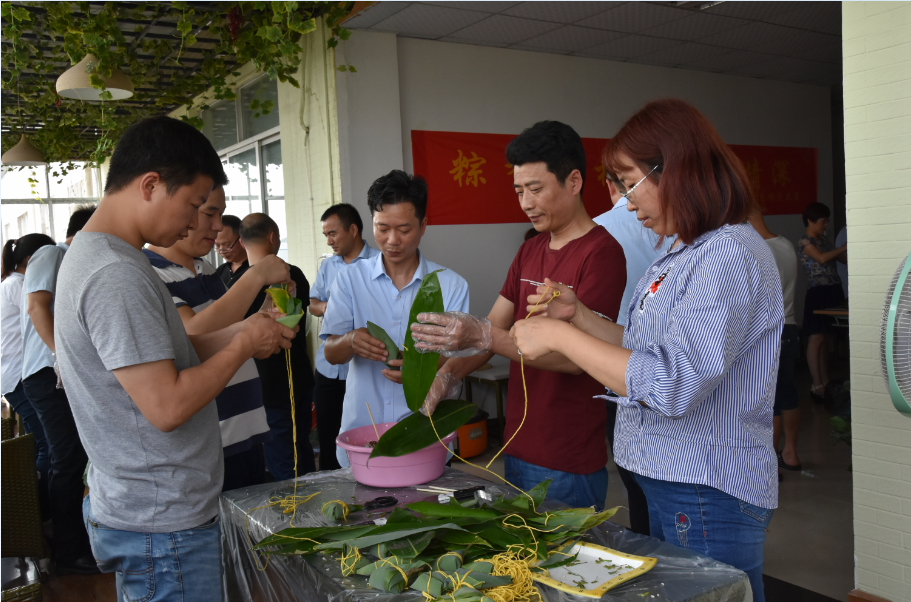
[
  {"xmin": 322, "ymin": 500, "xmax": 351, "ymax": 521},
  {"xmin": 480, "ymin": 547, "xmax": 538, "ymax": 602}
]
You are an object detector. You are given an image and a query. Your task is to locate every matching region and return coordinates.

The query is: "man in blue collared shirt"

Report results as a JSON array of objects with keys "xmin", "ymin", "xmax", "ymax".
[
  {"xmin": 321, "ymin": 171, "xmax": 469, "ymax": 468},
  {"xmin": 21, "ymin": 205, "xmax": 99, "ymax": 575},
  {"xmin": 309, "ymin": 203, "xmax": 379, "ymax": 470}
]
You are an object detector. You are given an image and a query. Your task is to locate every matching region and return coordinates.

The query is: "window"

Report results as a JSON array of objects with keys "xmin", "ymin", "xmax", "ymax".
[
  {"xmin": 200, "ymin": 75, "xmax": 286, "ymax": 264},
  {"xmin": 1, "ymin": 163, "xmax": 102, "ymax": 246}
]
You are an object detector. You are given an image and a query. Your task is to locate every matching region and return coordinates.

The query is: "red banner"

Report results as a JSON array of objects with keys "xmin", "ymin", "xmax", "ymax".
[{"xmin": 411, "ymin": 130, "xmax": 817, "ymax": 225}]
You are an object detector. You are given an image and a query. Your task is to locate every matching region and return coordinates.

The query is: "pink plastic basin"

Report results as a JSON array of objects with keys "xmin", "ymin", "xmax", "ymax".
[{"xmin": 337, "ymin": 422, "xmax": 457, "ymax": 488}]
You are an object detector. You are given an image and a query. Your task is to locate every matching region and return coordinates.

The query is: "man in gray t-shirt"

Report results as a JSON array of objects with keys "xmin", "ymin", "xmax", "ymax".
[{"xmin": 54, "ymin": 116, "xmax": 295, "ymax": 602}]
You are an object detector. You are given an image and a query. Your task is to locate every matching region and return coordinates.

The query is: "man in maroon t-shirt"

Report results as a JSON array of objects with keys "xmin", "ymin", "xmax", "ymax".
[{"xmin": 411, "ymin": 121, "xmax": 626, "ymax": 510}]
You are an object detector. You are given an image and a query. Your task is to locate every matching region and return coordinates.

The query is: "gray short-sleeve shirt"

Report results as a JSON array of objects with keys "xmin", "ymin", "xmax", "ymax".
[{"xmin": 55, "ymin": 232, "xmax": 223, "ymax": 533}]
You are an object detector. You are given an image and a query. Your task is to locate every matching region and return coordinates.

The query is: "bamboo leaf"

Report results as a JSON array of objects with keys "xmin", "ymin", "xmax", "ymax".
[
  {"xmin": 369, "ymin": 399, "xmax": 476, "ymax": 459},
  {"xmin": 314, "ymin": 524, "xmax": 465, "ymax": 551},
  {"xmin": 407, "ymin": 502, "xmax": 499, "ymax": 520},
  {"xmin": 403, "ymin": 270, "xmax": 444, "ymax": 412},
  {"xmin": 264, "ymin": 287, "xmax": 291, "ymax": 313},
  {"xmin": 366, "ymin": 321, "xmax": 401, "ymax": 368}
]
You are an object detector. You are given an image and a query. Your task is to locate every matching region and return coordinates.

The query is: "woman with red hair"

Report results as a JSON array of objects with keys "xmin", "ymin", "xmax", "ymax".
[{"xmin": 510, "ymin": 99, "xmax": 782, "ymax": 601}]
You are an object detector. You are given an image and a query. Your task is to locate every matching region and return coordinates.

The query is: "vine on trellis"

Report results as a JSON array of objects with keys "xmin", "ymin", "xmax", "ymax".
[{"xmin": 1, "ymin": 1, "xmax": 355, "ymax": 170}]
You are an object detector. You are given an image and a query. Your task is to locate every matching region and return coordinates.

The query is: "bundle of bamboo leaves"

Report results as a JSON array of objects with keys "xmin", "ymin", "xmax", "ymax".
[{"xmin": 252, "ymin": 480, "xmax": 618, "ymax": 600}]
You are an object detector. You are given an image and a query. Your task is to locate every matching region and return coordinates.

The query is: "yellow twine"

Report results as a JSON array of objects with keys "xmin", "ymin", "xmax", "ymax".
[
  {"xmin": 480, "ymin": 548, "xmax": 538, "ymax": 602},
  {"xmin": 322, "ymin": 500, "xmax": 351, "ymax": 521},
  {"xmin": 426, "ymin": 288, "xmax": 561, "ymax": 510},
  {"xmin": 341, "ymin": 545, "xmax": 363, "ymax": 576},
  {"xmin": 435, "ymin": 551, "xmax": 463, "ymax": 570},
  {"xmin": 245, "ymin": 287, "xmax": 314, "ymax": 570}
]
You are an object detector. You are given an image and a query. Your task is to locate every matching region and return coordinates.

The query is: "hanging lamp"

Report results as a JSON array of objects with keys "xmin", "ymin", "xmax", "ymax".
[
  {"xmin": 56, "ymin": 53, "xmax": 134, "ymax": 101},
  {"xmin": 1, "ymin": 134, "xmax": 47, "ymax": 166}
]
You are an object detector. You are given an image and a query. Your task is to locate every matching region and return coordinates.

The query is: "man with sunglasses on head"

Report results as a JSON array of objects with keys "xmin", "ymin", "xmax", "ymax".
[{"xmin": 214, "ymin": 214, "xmax": 250, "ymax": 289}]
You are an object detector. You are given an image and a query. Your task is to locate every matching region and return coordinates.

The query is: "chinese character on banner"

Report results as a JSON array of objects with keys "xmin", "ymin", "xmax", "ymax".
[
  {"xmin": 449, "ymin": 150, "xmax": 487, "ymax": 187},
  {"xmin": 772, "ymin": 160, "xmax": 790, "ymax": 187},
  {"xmin": 595, "ymin": 164, "xmax": 607, "ymax": 187},
  {"xmin": 744, "ymin": 159, "xmax": 762, "ymax": 193},
  {"xmin": 505, "ymin": 163, "xmax": 514, "ymax": 176}
]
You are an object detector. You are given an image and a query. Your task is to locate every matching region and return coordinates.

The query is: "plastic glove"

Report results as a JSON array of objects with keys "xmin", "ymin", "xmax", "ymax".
[
  {"xmin": 410, "ymin": 312, "xmax": 492, "ymax": 357},
  {"xmin": 420, "ymin": 372, "xmax": 462, "ymax": 416}
]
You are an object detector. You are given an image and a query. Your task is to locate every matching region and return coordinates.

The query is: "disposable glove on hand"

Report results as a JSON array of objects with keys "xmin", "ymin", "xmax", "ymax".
[
  {"xmin": 420, "ymin": 372, "xmax": 462, "ymax": 416},
  {"xmin": 410, "ymin": 312, "xmax": 492, "ymax": 357}
]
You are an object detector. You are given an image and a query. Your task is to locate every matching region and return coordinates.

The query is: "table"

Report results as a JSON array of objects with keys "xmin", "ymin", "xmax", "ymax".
[
  {"xmin": 221, "ymin": 469, "xmax": 749, "ymax": 602},
  {"xmin": 813, "ymin": 307, "xmax": 849, "ymax": 328},
  {"xmin": 464, "ymin": 363, "xmax": 510, "ymax": 441}
]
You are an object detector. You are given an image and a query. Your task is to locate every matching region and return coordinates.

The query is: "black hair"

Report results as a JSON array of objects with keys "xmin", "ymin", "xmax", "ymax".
[
  {"xmin": 1, "ymin": 233, "xmax": 56, "ymax": 279},
  {"xmin": 221, "ymin": 215, "xmax": 241, "ymax": 234},
  {"xmin": 239, "ymin": 213, "xmax": 279, "ymax": 244},
  {"xmin": 802, "ymin": 202, "xmax": 831, "ymax": 227},
  {"xmin": 66, "ymin": 204, "xmax": 96, "ymax": 238},
  {"xmin": 367, "ymin": 170, "xmax": 428, "ymax": 222},
  {"xmin": 104, "ymin": 116, "xmax": 228, "ymax": 196},
  {"xmin": 321, "ymin": 203, "xmax": 364, "ymax": 239},
  {"xmin": 506, "ymin": 121, "xmax": 586, "ymax": 194}
]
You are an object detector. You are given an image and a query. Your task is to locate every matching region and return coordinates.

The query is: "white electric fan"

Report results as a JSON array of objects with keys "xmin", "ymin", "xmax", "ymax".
[{"xmin": 881, "ymin": 251, "xmax": 911, "ymax": 414}]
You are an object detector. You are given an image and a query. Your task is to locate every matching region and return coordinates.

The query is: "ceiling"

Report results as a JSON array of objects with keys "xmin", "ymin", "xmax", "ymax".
[{"xmin": 344, "ymin": 1, "xmax": 842, "ymax": 87}]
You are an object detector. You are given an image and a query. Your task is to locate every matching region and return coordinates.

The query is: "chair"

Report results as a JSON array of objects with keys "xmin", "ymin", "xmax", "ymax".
[
  {"xmin": 0, "ymin": 418, "xmax": 12, "ymax": 442},
  {"xmin": 463, "ymin": 363, "xmax": 510, "ymax": 442},
  {"xmin": 1, "ymin": 434, "xmax": 45, "ymax": 600}
]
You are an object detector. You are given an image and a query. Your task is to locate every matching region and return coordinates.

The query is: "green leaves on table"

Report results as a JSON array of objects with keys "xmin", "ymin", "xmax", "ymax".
[
  {"xmin": 256, "ymin": 480, "xmax": 625, "ymax": 598},
  {"xmin": 320, "ymin": 501, "xmax": 363, "ymax": 522},
  {"xmin": 366, "ymin": 321, "xmax": 402, "ymax": 368},
  {"xmin": 403, "ymin": 269, "xmax": 444, "ymax": 412},
  {"xmin": 369, "ymin": 399, "xmax": 477, "ymax": 460},
  {"xmin": 265, "ymin": 286, "xmax": 305, "ymax": 328}
]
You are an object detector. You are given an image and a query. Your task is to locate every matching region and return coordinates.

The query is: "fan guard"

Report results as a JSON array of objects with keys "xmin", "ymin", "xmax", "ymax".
[{"xmin": 880, "ymin": 252, "xmax": 911, "ymax": 413}]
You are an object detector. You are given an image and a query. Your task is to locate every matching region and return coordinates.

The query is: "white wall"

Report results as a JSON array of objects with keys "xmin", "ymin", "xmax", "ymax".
[
  {"xmin": 843, "ymin": 2, "xmax": 911, "ymax": 600},
  {"xmin": 393, "ymin": 37, "xmax": 834, "ymax": 315}
]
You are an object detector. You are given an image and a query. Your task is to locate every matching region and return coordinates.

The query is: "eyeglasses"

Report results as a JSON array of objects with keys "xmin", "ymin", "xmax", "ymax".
[
  {"xmin": 621, "ymin": 164, "xmax": 661, "ymax": 202},
  {"xmin": 214, "ymin": 238, "xmax": 239, "ymax": 252}
]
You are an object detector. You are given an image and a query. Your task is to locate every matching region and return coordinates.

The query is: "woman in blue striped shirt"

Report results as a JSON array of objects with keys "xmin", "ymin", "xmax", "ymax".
[{"xmin": 511, "ymin": 99, "xmax": 783, "ymax": 602}]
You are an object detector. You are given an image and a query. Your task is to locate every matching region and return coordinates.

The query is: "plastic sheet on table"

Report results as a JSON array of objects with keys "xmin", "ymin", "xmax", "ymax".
[{"xmin": 220, "ymin": 468, "xmax": 749, "ymax": 602}]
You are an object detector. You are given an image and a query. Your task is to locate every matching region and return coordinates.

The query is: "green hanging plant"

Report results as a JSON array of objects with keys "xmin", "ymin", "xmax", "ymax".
[{"xmin": 1, "ymin": 1, "xmax": 355, "ymax": 169}]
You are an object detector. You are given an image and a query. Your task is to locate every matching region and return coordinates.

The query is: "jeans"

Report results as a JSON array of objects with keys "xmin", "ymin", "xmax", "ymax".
[
  {"xmin": 504, "ymin": 455, "xmax": 608, "ymax": 512},
  {"xmin": 83, "ymin": 496, "xmax": 223, "ymax": 602},
  {"xmin": 23, "ymin": 367, "xmax": 91, "ymax": 563},
  {"xmin": 263, "ymin": 400, "xmax": 316, "ymax": 481},
  {"xmin": 4, "ymin": 380, "xmax": 50, "ymax": 503},
  {"xmin": 633, "ymin": 472, "xmax": 773, "ymax": 602},
  {"xmin": 312, "ymin": 371, "xmax": 346, "ymax": 471}
]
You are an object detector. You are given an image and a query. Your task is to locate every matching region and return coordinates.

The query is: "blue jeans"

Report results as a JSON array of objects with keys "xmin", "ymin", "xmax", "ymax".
[
  {"xmin": 263, "ymin": 403, "xmax": 315, "ymax": 481},
  {"xmin": 83, "ymin": 496, "xmax": 223, "ymax": 602},
  {"xmin": 504, "ymin": 455, "xmax": 608, "ymax": 511},
  {"xmin": 633, "ymin": 473, "xmax": 772, "ymax": 602}
]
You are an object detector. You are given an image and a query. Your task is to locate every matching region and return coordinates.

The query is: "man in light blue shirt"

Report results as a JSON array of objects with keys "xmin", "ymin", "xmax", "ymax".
[
  {"xmin": 308, "ymin": 203, "xmax": 379, "ymax": 470},
  {"xmin": 592, "ymin": 171, "xmax": 671, "ymax": 536},
  {"xmin": 593, "ymin": 173, "xmax": 672, "ymax": 326},
  {"xmin": 20, "ymin": 205, "xmax": 99, "ymax": 575},
  {"xmin": 321, "ymin": 171, "xmax": 469, "ymax": 468}
]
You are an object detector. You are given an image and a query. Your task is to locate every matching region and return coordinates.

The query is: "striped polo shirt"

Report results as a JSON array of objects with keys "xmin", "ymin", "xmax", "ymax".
[
  {"xmin": 144, "ymin": 250, "xmax": 272, "ymax": 457},
  {"xmin": 614, "ymin": 223, "xmax": 783, "ymax": 510}
]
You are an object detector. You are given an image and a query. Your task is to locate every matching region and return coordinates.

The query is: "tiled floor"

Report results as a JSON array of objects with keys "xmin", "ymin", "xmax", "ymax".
[{"xmin": 3, "ymin": 362, "xmax": 853, "ymax": 602}]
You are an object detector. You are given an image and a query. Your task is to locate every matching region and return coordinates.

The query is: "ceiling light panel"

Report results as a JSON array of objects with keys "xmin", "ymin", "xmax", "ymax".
[
  {"xmin": 447, "ymin": 14, "xmax": 562, "ymax": 45},
  {"xmin": 516, "ymin": 25, "xmax": 625, "ymax": 52},
  {"xmin": 502, "ymin": 1, "xmax": 624, "ymax": 24},
  {"xmin": 346, "ymin": 2, "xmax": 412, "ymax": 29},
  {"xmin": 372, "ymin": 3, "xmax": 490, "ymax": 37},
  {"xmin": 584, "ymin": 3, "xmax": 690, "ymax": 33}
]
